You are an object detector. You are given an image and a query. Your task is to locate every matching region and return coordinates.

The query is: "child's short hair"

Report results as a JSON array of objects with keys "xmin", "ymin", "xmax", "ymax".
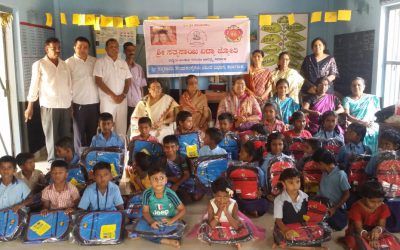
[
  {"xmin": 163, "ymin": 134, "xmax": 179, "ymax": 145},
  {"xmin": 266, "ymin": 132, "xmax": 286, "ymax": 152},
  {"xmin": 50, "ymin": 160, "xmax": 68, "ymax": 171},
  {"xmin": 360, "ymin": 179, "xmax": 385, "ymax": 199},
  {"xmin": 379, "ymin": 128, "xmax": 400, "ymax": 149},
  {"xmin": 93, "ymin": 162, "xmax": 111, "ymax": 174},
  {"xmin": 176, "ymin": 111, "xmax": 192, "ymax": 125},
  {"xmin": 289, "ymin": 111, "xmax": 306, "ymax": 125},
  {"xmin": 99, "ymin": 112, "xmax": 113, "ymax": 122},
  {"xmin": 347, "ymin": 123, "xmax": 367, "ymax": 141},
  {"xmin": 55, "ymin": 136, "xmax": 74, "ymax": 151},
  {"xmin": 211, "ymin": 176, "xmax": 232, "ymax": 194},
  {"xmin": 250, "ymin": 123, "xmax": 268, "ymax": 136},
  {"xmin": 15, "ymin": 152, "xmax": 35, "ymax": 167},
  {"xmin": 217, "ymin": 112, "xmax": 234, "ymax": 123},
  {"xmin": 279, "ymin": 168, "xmax": 301, "ymax": 182},
  {"xmin": 205, "ymin": 128, "xmax": 223, "ymax": 144},
  {"xmin": 304, "ymin": 138, "xmax": 323, "ymax": 151},
  {"xmin": 241, "ymin": 140, "xmax": 263, "ymax": 163},
  {"xmin": 0, "ymin": 155, "xmax": 17, "ymax": 169},
  {"xmin": 135, "ymin": 152, "xmax": 153, "ymax": 171},
  {"xmin": 138, "ymin": 117, "xmax": 152, "ymax": 126},
  {"xmin": 148, "ymin": 162, "xmax": 166, "ymax": 177},
  {"xmin": 312, "ymin": 148, "xmax": 337, "ymax": 165}
]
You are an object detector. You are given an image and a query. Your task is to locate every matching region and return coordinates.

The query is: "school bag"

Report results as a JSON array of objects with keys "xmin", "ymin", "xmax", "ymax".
[
  {"xmin": 302, "ymin": 157, "xmax": 322, "ymax": 194},
  {"xmin": 126, "ymin": 195, "xmax": 143, "ymax": 220},
  {"xmin": 74, "ymin": 211, "xmax": 124, "ymax": 245},
  {"xmin": 198, "ymin": 221, "xmax": 253, "ymax": 245},
  {"xmin": 127, "ymin": 140, "xmax": 163, "ymax": 164},
  {"xmin": 268, "ymin": 155, "xmax": 295, "ymax": 196},
  {"xmin": 386, "ymin": 198, "xmax": 400, "ymax": 233},
  {"xmin": 129, "ymin": 219, "xmax": 186, "ymax": 239},
  {"xmin": 218, "ymin": 132, "xmax": 240, "ymax": 160},
  {"xmin": 323, "ymin": 138, "xmax": 344, "ymax": 155},
  {"xmin": 165, "ymin": 157, "xmax": 197, "ymax": 194},
  {"xmin": 376, "ymin": 151, "xmax": 400, "ymax": 198},
  {"xmin": 67, "ymin": 166, "xmax": 87, "ymax": 190},
  {"xmin": 23, "ymin": 210, "xmax": 71, "ymax": 243},
  {"xmin": 177, "ymin": 132, "xmax": 201, "ymax": 158},
  {"xmin": 0, "ymin": 209, "xmax": 25, "ymax": 241},
  {"xmin": 305, "ymin": 197, "xmax": 330, "ymax": 223},
  {"xmin": 194, "ymin": 155, "xmax": 229, "ymax": 189},
  {"xmin": 81, "ymin": 147, "xmax": 125, "ymax": 178},
  {"xmin": 287, "ymin": 137, "xmax": 306, "ymax": 161},
  {"xmin": 227, "ymin": 162, "xmax": 260, "ymax": 200},
  {"xmin": 347, "ymin": 154, "xmax": 371, "ymax": 189},
  {"xmin": 357, "ymin": 230, "xmax": 400, "ymax": 250}
]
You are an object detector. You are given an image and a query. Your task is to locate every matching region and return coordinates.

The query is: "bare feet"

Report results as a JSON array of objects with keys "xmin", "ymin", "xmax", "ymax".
[
  {"xmin": 160, "ymin": 238, "xmax": 181, "ymax": 248},
  {"xmin": 235, "ymin": 243, "xmax": 241, "ymax": 249}
]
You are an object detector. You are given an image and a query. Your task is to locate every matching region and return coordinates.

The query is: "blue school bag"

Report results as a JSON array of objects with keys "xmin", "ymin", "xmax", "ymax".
[
  {"xmin": 195, "ymin": 155, "xmax": 229, "ymax": 189},
  {"xmin": 24, "ymin": 210, "xmax": 71, "ymax": 243},
  {"xmin": 165, "ymin": 158, "xmax": 197, "ymax": 193},
  {"xmin": 81, "ymin": 147, "xmax": 124, "ymax": 178},
  {"xmin": 129, "ymin": 219, "xmax": 186, "ymax": 239},
  {"xmin": 218, "ymin": 132, "xmax": 239, "ymax": 160},
  {"xmin": 177, "ymin": 132, "xmax": 201, "ymax": 158},
  {"xmin": 67, "ymin": 166, "xmax": 87, "ymax": 190},
  {"xmin": 128, "ymin": 140, "xmax": 163, "ymax": 163},
  {"xmin": 0, "ymin": 209, "xmax": 25, "ymax": 241},
  {"xmin": 74, "ymin": 211, "xmax": 124, "ymax": 245},
  {"xmin": 126, "ymin": 195, "xmax": 143, "ymax": 220}
]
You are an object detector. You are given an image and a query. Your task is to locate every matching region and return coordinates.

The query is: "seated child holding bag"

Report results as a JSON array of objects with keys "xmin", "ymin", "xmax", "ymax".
[
  {"xmin": 130, "ymin": 117, "xmax": 159, "ymax": 143},
  {"xmin": 199, "ymin": 128, "xmax": 227, "ymax": 157}
]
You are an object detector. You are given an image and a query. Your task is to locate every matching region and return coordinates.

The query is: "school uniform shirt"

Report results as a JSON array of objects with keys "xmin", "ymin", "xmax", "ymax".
[
  {"xmin": 78, "ymin": 182, "xmax": 124, "ymax": 211},
  {"xmin": 142, "ymin": 187, "xmax": 182, "ymax": 219},
  {"xmin": 0, "ymin": 177, "xmax": 31, "ymax": 210},
  {"xmin": 199, "ymin": 145, "xmax": 227, "ymax": 157},
  {"xmin": 15, "ymin": 169, "xmax": 44, "ymax": 191},
  {"xmin": 66, "ymin": 54, "xmax": 99, "ymax": 105},
  {"xmin": 90, "ymin": 132, "xmax": 124, "ymax": 148},
  {"xmin": 93, "ymin": 55, "xmax": 132, "ymax": 102},
  {"xmin": 42, "ymin": 182, "xmax": 80, "ymax": 210},
  {"xmin": 319, "ymin": 166, "xmax": 351, "ymax": 206},
  {"xmin": 127, "ymin": 63, "xmax": 147, "ymax": 108},
  {"xmin": 274, "ymin": 189, "xmax": 308, "ymax": 224},
  {"xmin": 313, "ymin": 130, "xmax": 344, "ymax": 143},
  {"xmin": 338, "ymin": 142, "xmax": 372, "ymax": 167},
  {"xmin": 27, "ymin": 56, "xmax": 72, "ymax": 108}
]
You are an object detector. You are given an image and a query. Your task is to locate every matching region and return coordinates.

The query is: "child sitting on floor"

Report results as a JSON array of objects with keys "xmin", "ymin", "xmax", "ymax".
[
  {"xmin": 313, "ymin": 111, "xmax": 344, "ymax": 143},
  {"xmin": 90, "ymin": 112, "xmax": 124, "ymax": 148},
  {"xmin": 263, "ymin": 102, "xmax": 286, "ymax": 134},
  {"xmin": 262, "ymin": 132, "xmax": 289, "ymax": 175},
  {"xmin": 218, "ymin": 112, "xmax": 240, "ymax": 160},
  {"xmin": 126, "ymin": 152, "xmax": 152, "ymax": 194},
  {"xmin": 284, "ymin": 111, "xmax": 312, "ymax": 139},
  {"xmin": 15, "ymin": 152, "xmax": 45, "ymax": 193},
  {"xmin": 199, "ymin": 128, "xmax": 227, "ymax": 156},
  {"xmin": 218, "ymin": 112, "xmax": 235, "ymax": 136},
  {"xmin": 130, "ymin": 117, "xmax": 159, "ymax": 143}
]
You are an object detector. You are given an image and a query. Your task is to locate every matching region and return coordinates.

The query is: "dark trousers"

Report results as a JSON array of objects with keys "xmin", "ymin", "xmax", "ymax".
[
  {"xmin": 127, "ymin": 106, "xmax": 135, "ymax": 130},
  {"xmin": 72, "ymin": 103, "xmax": 100, "ymax": 151}
]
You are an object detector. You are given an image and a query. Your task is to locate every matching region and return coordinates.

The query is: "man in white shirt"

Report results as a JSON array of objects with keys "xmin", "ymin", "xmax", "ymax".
[
  {"xmin": 25, "ymin": 37, "xmax": 72, "ymax": 161},
  {"xmin": 123, "ymin": 42, "xmax": 147, "ymax": 128},
  {"xmin": 66, "ymin": 37, "xmax": 99, "ymax": 150},
  {"xmin": 94, "ymin": 38, "xmax": 132, "ymax": 136}
]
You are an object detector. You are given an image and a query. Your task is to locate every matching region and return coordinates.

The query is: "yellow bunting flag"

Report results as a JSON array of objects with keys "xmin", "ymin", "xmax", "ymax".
[
  {"xmin": 288, "ymin": 13, "xmax": 295, "ymax": 25},
  {"xmin": 234, "ymin": 16, "xmax": 247, "ymax": 19},
  {"xmin": 113, "ymin": 17, "xmax": 123, "ymax": 28},
  {"xmin": 183, "ymin": 16, "xmax": 196, "ymax": 19},
  {"xmin": 207, "ymin": 16, "xmax": 220, "ymax": 19},
  {"xmin": 96, "ymin": 48, "xmax": 106, "ymax": 55},
  {"xmin": 72, "ymin": 14, "xmax": 80, "ymax": 25},
  {"xmin": 45, "ymin": 13, "xmax": 53, "ymax": 27},
  {"xmin": 94, "ymin": 17, "xmax": 101, "ymax": 31},
  {"xmin": 259, "ymin": 15, "xmax": 272, "ymax": 26},
  {"xmin": 325, "ymin": 11, "xmax": 338, "ymax": 23},
  {"xmin": 78, "ymin": 14, "xmax": 86, "ymax": 25},
  {"xmin": 148, "ymin": 16, "xmax": 160, "ymax": 20},
  {"xmin": 60, "ymin": 12, "xmax": 67, "ymax": 25},
  {"xmin": 159, "ymin": 16, "xmax": 169, "ymax": 20},
  {"xmin": 100, "ymin": 15, "xmax": 113, "ymax": 27},
  {"xmin": 85, "ymin": 14, "xmax": 96, "ymax": 25},
  {"xmin": 310, "ymin": 11, "xmax": 322, "ymax": 23},
  {"xmin": 338, "ymin": 10, "xmax": 352, "ymax": 21},
  {"xmin": 125, "ymin": 15, "xmax": 140, "ymax": 27}
]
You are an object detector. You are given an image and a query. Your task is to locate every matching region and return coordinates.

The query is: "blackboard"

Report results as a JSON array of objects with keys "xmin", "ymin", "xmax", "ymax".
[{"xmin": 334, "ymin": 30, "xmax": 374, "ymax": 96}]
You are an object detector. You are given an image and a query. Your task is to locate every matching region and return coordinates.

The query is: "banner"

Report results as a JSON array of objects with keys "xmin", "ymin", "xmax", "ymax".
[
  {"xmin": 259, "ymin": 14, "xmax": 308, "ymax": 71},
  {"xmin": 143, "ymin": 18, "xmax": 250, "ymax": 77}
]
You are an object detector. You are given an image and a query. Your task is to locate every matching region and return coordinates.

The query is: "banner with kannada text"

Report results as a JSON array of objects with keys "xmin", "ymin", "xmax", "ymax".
[{"xmin": 143, "ymin": 18, "xmax": 250, "ymax": 77}]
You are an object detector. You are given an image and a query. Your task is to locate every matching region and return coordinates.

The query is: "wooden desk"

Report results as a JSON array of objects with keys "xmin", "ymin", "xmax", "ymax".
[{"xmin": 205, "ymin": 90, "xmax": 226, "ymax": 103}]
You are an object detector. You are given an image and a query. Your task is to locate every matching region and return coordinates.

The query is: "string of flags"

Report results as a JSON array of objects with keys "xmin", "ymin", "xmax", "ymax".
[{"xmin": 44, "ymin": 10, "xmax": 352, "ymax": 29}]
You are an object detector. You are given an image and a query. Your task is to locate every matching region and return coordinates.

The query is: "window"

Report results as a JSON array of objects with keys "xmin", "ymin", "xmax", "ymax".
[{"xmin": 383, "ymin": 5, "xmax": 400, "ymax": 107}]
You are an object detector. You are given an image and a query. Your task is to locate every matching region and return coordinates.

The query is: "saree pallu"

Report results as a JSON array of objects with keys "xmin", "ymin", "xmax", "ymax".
[
  {"xmin": 179, "ymin": 91, "xmax": 210, "ymax": 131},
  {"xmin": 343, "ymin": 94, "xmax": 380, "ymax": 153},
  {"xmin": 271, "ymin": 68, "xmax": 304, "ymax": 104},
  {"xmin": 245, "ymin": 66, "xmax": 272, "ymax": 102},
  {"xmin": 130, "ymin": 94, "xmax": 179, "ymax": 141},
  {"xmin": 307, "ymin": 94, "xmax": 340, "ymax": 135},
  {"xmin": 270, "ymin": 96, "xmax": 300, "ymax": 125}
]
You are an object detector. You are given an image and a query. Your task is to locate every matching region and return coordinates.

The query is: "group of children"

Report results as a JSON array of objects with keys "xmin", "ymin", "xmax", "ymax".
[{"xmin": 1, "ymin": 97, "xmax": 400, "ymax": 249}]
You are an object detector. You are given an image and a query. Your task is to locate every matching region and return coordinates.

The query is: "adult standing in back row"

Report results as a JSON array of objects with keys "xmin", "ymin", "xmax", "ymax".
[
  {"xmin": 94, "ymin": 38, "xmax": 132, "ymax": 137},
  {"xmin": 25, "ymin": 37, "xmax": 72, "ymax": 162},
  {"xmin": 66, "ymin": 37, "xmax": 99, "ymax": 150}
]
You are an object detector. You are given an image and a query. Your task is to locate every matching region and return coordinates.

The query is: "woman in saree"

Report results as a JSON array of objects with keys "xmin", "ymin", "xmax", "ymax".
[
  {"xmin": 270, "ymin": 78, "xmax": 300, "ymax": 125},
  {"xmin": 217, "ymin": 76, "xmax": 262, "ymax": 131},
  {"xmin": 302, "ymin": 77, "xmax": 344, "ymax": 135},
  {"xmin": 130, "ymin": 79, "xmax": 179, "ymax": 141},
  {"xmin": 343, "ymin": 77, "xmax": 380, "ymax": 153},
  {"xmin": 271, "ymin": 52, "xmax": 304, "ymax": 104},
  {"xmin": 244, "ymin": 49, "xmax": 272, "ymax": 105},
  {"xmin": 179, "ymin": 75, "xmax": 211, "ymax": 131},
  {"xmin": 301, "ymin": 37, "xmax": 339, "ymax": 94}
]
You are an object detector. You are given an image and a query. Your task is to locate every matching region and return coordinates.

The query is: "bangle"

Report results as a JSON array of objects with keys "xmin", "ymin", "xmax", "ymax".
[
  {"xmin": 360, "ymin": 230, "xmax": 367, "ymax": 237},
  {"xmin": 373, "ymin": 226, "xmax": 383, "ymax": 234}
]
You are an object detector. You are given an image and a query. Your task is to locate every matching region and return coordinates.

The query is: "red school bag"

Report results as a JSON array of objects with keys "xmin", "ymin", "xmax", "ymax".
[
  {"xmin": 227, "ymin": 162, "xmax": 260, "ymax": 200},
  {"xmin": 302, "ymin": 158, "xmax": 322, "ymax": 194},
  {"xmin": 268, "ymin": 155, "xmax": 295, "ymax": 196},
  {"xmin": 287, "ymin": 137, "xmax": 306, "ymax": 161},
  {"xmin": 376, "ymin": 151, "xmax": 400, "ymax": 198},
  {"xmin": 323, "ymin": 138, "xmax": 344, "ymax": 155},
  {"xmin": 347, "ymin": 154, "xmax": 371, "ymax": 189}
]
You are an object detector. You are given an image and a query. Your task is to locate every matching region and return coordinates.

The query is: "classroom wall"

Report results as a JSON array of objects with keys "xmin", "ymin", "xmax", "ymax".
[{"xmin": 0, "ymin": 0, "xmax": 54, "ymax": 24}]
